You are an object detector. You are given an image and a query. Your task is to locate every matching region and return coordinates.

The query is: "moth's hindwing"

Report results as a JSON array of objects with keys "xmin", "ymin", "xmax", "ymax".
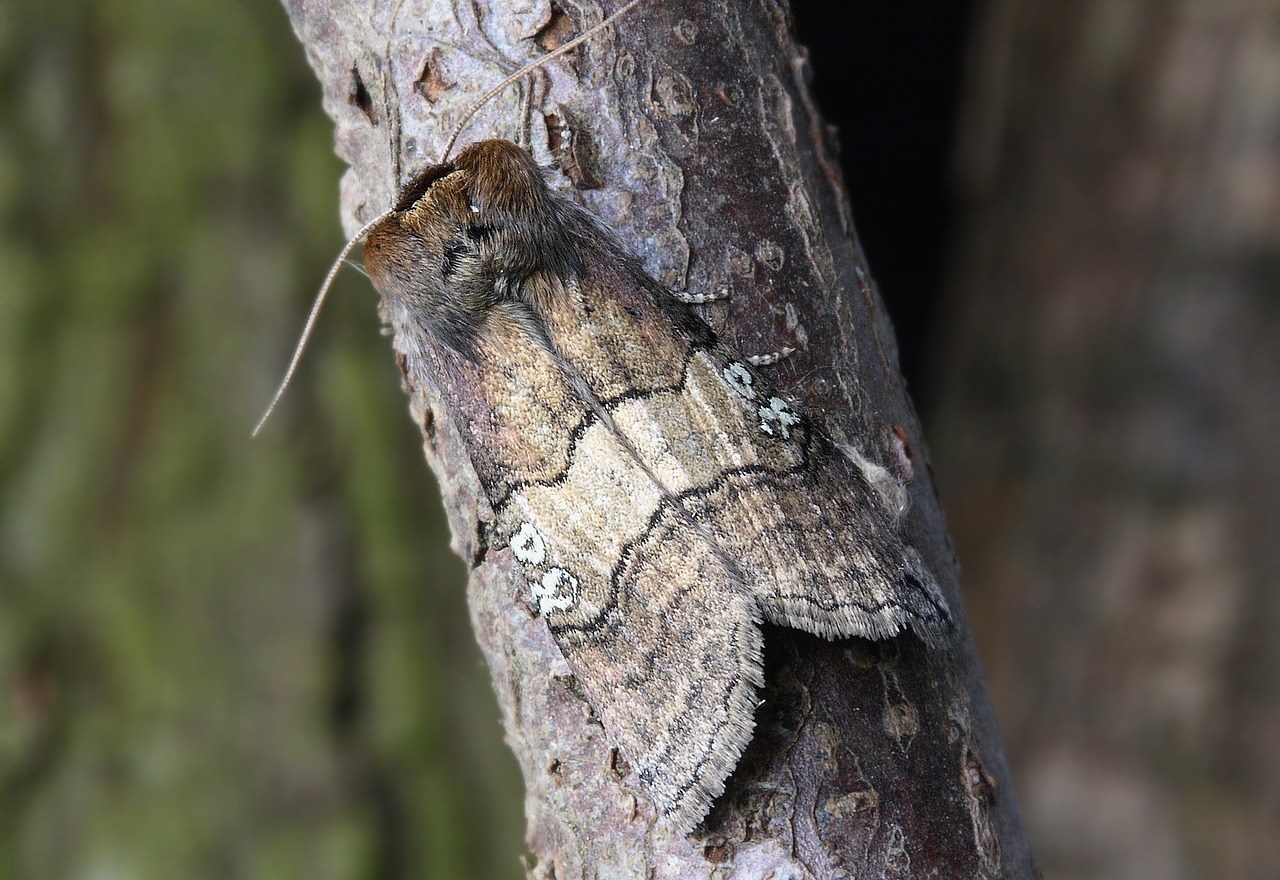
[{"xmin": 363, "ymin": 139, "xmax": 953, "ymax": 832}]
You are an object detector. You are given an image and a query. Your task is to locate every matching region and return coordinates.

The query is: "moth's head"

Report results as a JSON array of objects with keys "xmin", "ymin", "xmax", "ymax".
[{"xmin": 363, "ymin": 139, "xmax": 583, "ymax": 353}]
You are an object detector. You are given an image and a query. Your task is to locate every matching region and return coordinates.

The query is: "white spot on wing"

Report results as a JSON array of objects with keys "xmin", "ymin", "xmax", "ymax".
[
  {"xmin": 511, "ymin": 522, "xmax": 546, "ymax": 566},
  {"xmin": 533, "ymin": 567, "xmax": 579, "ymax": 615},
  {"xmin": 723, "ymin": 362, "xmax": 756, "ymax": 400},
  {"xmin": 759, "ymin": 396, "xmax": 800, "ymax": 439}
]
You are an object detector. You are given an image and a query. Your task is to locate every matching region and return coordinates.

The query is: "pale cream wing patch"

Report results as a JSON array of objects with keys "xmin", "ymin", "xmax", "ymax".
[{"xmin": 500, "ymin": 425, "xmax": 766, "ymax": 832}]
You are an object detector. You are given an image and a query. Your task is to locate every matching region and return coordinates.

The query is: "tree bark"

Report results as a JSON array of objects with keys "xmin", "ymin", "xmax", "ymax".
[
  {"xmin": 935, "ymin": 1, "xmax": 1280, "ymax": 877},
  {"xmin": 282, "ymin": 0, "xmax": 1035, "ymax": 875}
]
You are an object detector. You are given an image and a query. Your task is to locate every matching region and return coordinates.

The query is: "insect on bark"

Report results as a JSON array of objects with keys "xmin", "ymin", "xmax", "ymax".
[{"xmin": 258, "ymin": 0, "xmax": 954, "ymax": 833}]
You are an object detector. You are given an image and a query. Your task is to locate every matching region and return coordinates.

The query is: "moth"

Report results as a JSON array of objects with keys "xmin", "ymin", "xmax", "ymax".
[
  {"xmin": 262, "ymin": 2, "xmax": 953, "ymax": 834},
  {"xmin": 361, "ymin": 138, "xmax": 953, "ymax": 830}
]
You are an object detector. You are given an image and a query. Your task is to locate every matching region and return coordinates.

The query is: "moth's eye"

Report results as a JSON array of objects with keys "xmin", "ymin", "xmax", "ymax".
[
  {"xmin": 441, "ymin": 240, "xmax": 470, "ymax": 280},
  {"xmin": 466, "ymin": 224, "xmax": 496, "ymax": 241}
]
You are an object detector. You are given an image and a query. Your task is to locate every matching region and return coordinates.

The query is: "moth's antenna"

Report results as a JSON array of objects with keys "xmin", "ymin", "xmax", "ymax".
[
  {"xmin": 255, "ymin": 0, "xmax": 645, "ymax": 437},
  {"xmin": 383, "ymin": 0, "xmax": 411, "ymax": 186},
  {"xmin": 252, "ymin": 211, "xmax": 393, "ymax": 437},
  {"xmin": 254, "ymin": 1, "xmax": 405, "ymax": 438},
  {"xmin": 387, "ymin": 0, "xmax": 410, "ymax": 34},
  {"xmin": 441, "ymin": 0, "xmax": 647, "ymax": 161}
]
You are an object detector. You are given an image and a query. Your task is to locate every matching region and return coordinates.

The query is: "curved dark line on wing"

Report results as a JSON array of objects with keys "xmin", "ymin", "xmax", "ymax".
[
  {"xmin": 553, "ymin": 439, "xmax": 939, "ymax": 640},
  {"xmin": 550, "ymin": 432, "xmax": 818, "ymax": 639},
  {"xmin": 489, "ymin": 345, "xmax": 703, "ymax": 511}
]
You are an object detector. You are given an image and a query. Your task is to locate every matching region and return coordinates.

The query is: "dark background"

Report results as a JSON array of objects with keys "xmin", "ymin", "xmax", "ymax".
[{"xmin": 793, "ymin": 0, "xmax": 975, "ymax": 404}]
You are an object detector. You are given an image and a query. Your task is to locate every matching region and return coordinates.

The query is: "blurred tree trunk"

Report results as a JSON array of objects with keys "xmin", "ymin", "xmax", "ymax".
[
  {"xmin": 283, "ymin": 0, "xmax": 1035, "ymax": 876},
  {"xmin": 0, "ymin": 0, "xmax": 526, "ymax": 877},
  {"xmin": 934, "ymin": 1, "xmax": 1280, "ymax": 877}
]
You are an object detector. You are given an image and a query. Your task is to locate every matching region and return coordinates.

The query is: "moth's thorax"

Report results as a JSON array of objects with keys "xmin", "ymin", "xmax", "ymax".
[{"xmin": 362, "ymin": 139, "xmax": 584, "ymax": 354}]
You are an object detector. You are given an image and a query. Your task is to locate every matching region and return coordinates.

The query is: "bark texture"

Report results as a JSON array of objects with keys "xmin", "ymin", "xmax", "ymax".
[
  {"xmin": 283, "ymin": 0, "xmax": 1034, "ymax": 876},
  {"xmin": 936, "ymin": 1, "xmax": 1280, "ymax": 877}
]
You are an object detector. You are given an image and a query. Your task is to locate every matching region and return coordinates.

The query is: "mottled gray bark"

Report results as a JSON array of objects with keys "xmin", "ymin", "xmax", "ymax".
[
  {"xmin": 281, "ymin": 0, "xmax": 1035, "ymax": 875},
  {"xmin": 936, "ymin": 0, "xmax": 1280, "ymax": 877}
]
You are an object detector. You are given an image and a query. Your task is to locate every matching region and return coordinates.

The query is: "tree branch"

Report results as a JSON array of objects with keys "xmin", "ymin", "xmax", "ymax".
[{"xmin": 280, "ymin": 0, "xmax": 1035, "ymax": 875}]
